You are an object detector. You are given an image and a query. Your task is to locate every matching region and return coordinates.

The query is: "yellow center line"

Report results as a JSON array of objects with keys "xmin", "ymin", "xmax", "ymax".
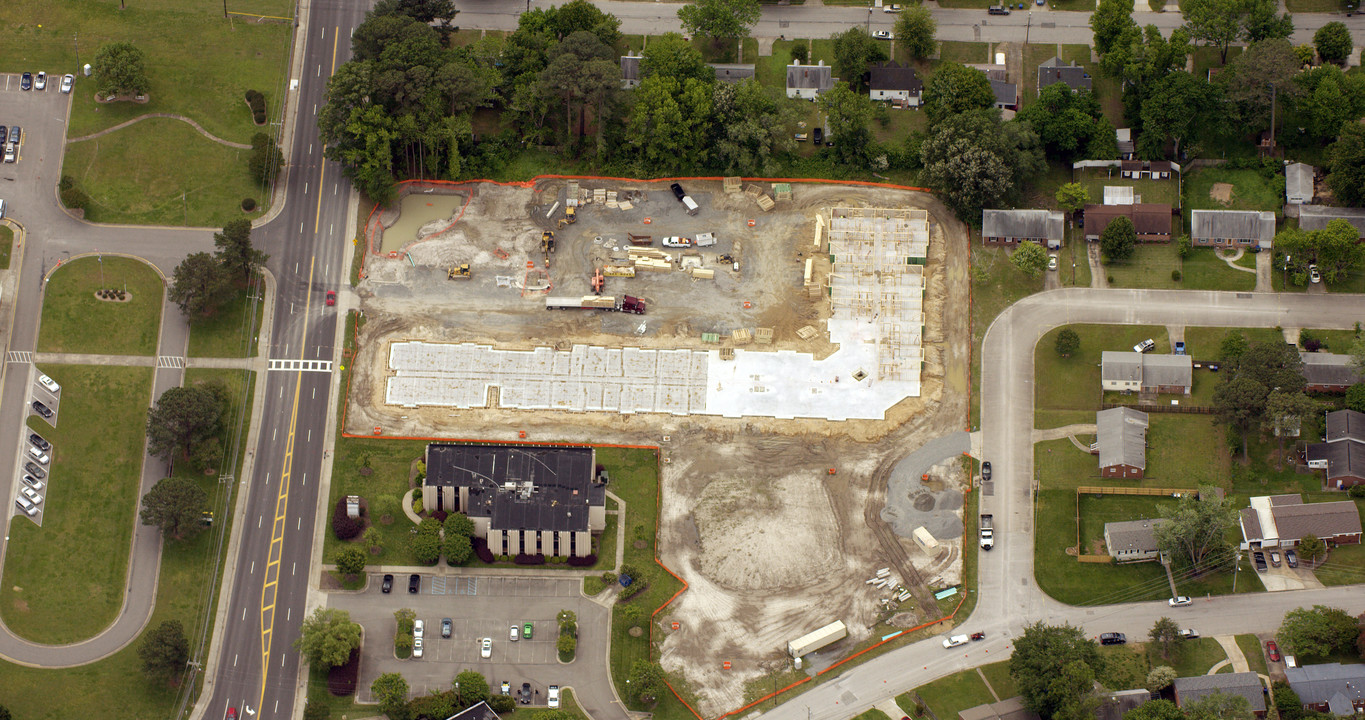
[
  {"xmin": 258, "ymin": 259, "xmax": 315, "ymax": 712},
  {"xmin": 313, "ymin": 27, "xmax": 339, "ymax": 235}
]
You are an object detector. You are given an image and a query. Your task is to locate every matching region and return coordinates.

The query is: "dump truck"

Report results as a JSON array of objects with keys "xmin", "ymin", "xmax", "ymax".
[
  {"xmin": 448, "ymin": 264, "xmax": 471, "ymax": 280},
  {"xmin": 545, "ymin": 295, "xmax": 646, "ymax": 314},
  {"xmin": 979, "ymin": 514, "xmax": 994, "ymax": 551}
]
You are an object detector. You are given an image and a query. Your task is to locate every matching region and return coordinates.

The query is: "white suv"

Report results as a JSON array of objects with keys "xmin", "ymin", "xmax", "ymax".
[{"xmin": 548, "ymin": 686, "xmax": 560, "ymax": 709}]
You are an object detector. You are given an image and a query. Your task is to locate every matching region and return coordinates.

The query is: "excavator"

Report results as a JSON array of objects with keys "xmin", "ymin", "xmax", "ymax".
[
  {"xmin": 447, "ymin": 264, "xmax": 471, "ymax": 280},
  {"xmin": 541, "ymin": 230, "xmax": 556, "ymax": 268},
  {"xmin": 590, "ymin": 267, "xmax": 605, "ymax": 295},
  {"xmin": 556, "ymin": 205, "xmax": 577, "ymax": 227}
]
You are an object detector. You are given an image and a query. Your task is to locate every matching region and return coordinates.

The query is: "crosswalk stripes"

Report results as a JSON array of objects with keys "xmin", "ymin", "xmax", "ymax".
[
  {"xmin": 268, "ymin": 359, "xmax": 333, "ymax": 373},
  {"xmin": 5, "ymin": 351, "xmax": 33, "ymax": 364},
  {"xmin": 157, "ymin": 356, "xmax": 187, "ymax": 369}
]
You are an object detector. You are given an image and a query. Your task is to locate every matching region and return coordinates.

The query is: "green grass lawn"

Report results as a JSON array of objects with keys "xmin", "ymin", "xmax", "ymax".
[
  {"xmin": 1146, "ymin": 637, "xmax": 1229, "ymax": 677},
  {"xmin": 0, "ymin": 365, "xmax": 153, "ymax": 643},
  {"xmin": 1079, "ymin": 495, "xmax": 1180, "ymax": 554},
  {"xmin": 187, "ymin": 280, "xmax": 265, "ymax": 358},
  {"xmin": 1284, "ymin": 0, "xmax": 1348, "ymax": 10},
  {"xmin": 38, "ymin": 255, "xmax": 163, "ymax": 356},
  {"xmin": 1313, "ymin": 541, "xmax": 1365, "ymax": 586},
  {"xmin": 938, "ymin": 41, "xmax": 990, "ymax": 65},
  {"xmin": 971, "ymin": 244, "xmax": 1044, "ymax": 428},
  {"xmin": 64, "ymin": 119, "xmax": 270, "ymax": 227},
  {"xmin": 1302, "ymin": 329, "xmax": 1362, "ymax": 353},
  {"xmin": 852, "ymin": 710, "xmax": 893, "ymax": 720},
  {"xmin": 0, "ymin": 224, "xmax": 13, "ymax": 269},
  {"xmin": 979, "ymin": 660, "xmax": 1017, "ymax": 699},
  {"xmin": 1102, "ymin": 244, "xmax": 1253, "ymax": 292},
  {"xmin": 1034, "ymin": 323, "xmax": 1168, "ymax": 425},
  {"xmin": 1184, "ymin": 167, "xmax": 1284, "ymax": 214},
  {"xmin": 1077, "ymin": 167, "xmax": 1181, "ymax": 208},
  {"xmin": 757, "ymin": 40, "xmax": 798, "ymax": 88},
  {"xmin": 1237, "ymin": 634, "xmax": 1269, "ymax": 675},
  {"xmin": 1181, "ymin": 326, "xmax": 1285, "ymax": 362},
  {"xmin": 911, "ymin": 666, "xmax": 997, "ymax": 720},
  {"xmin": 1059, "ymin": 231, "xmax": 1093, "ymax": 288},
  {"xmin": 1, "ymin": 0, "xmax": 293, "ymax": 144},
  {"xmin": 1146, "ymin": 415, "xmax": 1232, "ymax": 485},
  {"xmin": 870, "ymin": 106, "xmax": 928, "ymax": 144},
  {"xmin": 325, "ymin": 437, "xmax": 427, "ymax": 566},
  {"xmin": 1021, "ymin": 44, "xmax": 1060, "ymax": 107}
]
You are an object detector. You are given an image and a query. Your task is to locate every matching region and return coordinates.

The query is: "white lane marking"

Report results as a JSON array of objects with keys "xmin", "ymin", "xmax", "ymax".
[
  {"xmin": 273, "ymin": 428, "xmax": 277, "ymax": 442},
  {"xmin": 309, "ymin": 143, "xmax": 313, "ymax": 155},
  {"xmin": 250, "ymin": 561, "xmax": 256, "ymax": 574},
  {"xmin": 317, "ymin": 65, "xmax": 321, "ymax": 77},
  {"xmin": 241, "ymin": 608, "xmax": 247, "ymax": 621},
  {"xmin": 304, "ymin": 182, "xmax": 308, "ymax": 195},
  {"xmin": 292, "ymin": 562, "xmax": 296, "ymax": 576},
  {"xmin": 258, "ymin": 515, "xmax": 263, "ymax": 528},
  {"xmin": 234, "ymin": 653, "xmax": 239, "ymax": 666}
]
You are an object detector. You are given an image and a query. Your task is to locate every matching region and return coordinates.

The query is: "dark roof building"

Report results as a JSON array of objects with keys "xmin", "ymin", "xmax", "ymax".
[
  {"xmin": 1307, "ymin": 409, "xmax": 1365, "ymax": 490},
  {"xmin": 868, "ymin": 61, "xmax": 923, "ymax": 105},
  {"xmin": 1240, "ymin": 493, "xmax": 1363, "ymax": 548},
  {"xmin": 1297, "ymin": 206, "xmax": 1365, "ymax": 237},
  {"xmin": 981, "ymin": 209, "xmax": 1065, "ymax": 248},
  {"xmin": 423, "ymin": 443, "xmax": 607, "ymax": 557},
  {"xmin": 1096, "ymin": 690, "xmax": 1153, "ymax": 720},
  {"xmin": 1101, "ymin": 352, "xmax": 1193, "ymax": 395},
  {"xmin": 1037, "ymin": 57, "xmax": 1092, "ymax": 92},
  {"xmin": 1300, "ymin": 353, "xmax": 1363, "ymax": 392},
  {"xmin": 1285, "ymin": 663, "xmax": 1365, "ymax": 716},
  {"xmin": 1172, "ymin": 673, "xmax": 1266, "ymax": 716},
  {"xmin": 787, "ymin": 60, "xmax": 835, "ymax": 98},
  {"xmin": 1083, "ymin": 204, "xmax": 1173, "ymax": 242},
  {"xmin": 444, "ymin": 702, "xmax": 503, "ymax": 720},
  {"xmin": 621, "ymin": 54, "xmax": 641, "ymax": 89},
  {"xmin": 710, "ymin": 63, "xmax": 755, "ymax": 83},
  {"xmin": 1096, "ymin": 407, "xmax": 1149, "ymax": 479}
]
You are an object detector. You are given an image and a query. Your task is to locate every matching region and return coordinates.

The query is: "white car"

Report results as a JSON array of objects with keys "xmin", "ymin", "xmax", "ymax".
[
  {"xmin": 873, "ymin": 30, "xmax": 891, "ymax": 39},
  {"xmin": 501, "ymin": 681, "xmax": 511, "ymax": 696},
  {"xmin": 1309, "ymin": 264, "xmax": 1321, "ymax": 284},
  {"xmin": 1169, "ymin": 596, "xmax": 1192, "ymax": 607},
  {"xmin": 548, "ymin": 685, "xmax": 560, "ymax": 709},
  {"xmin": 15, "ymin": 496, "xmax": 37, "ymax": 516},
  {"xmin": 1133, "ymin": 338, "xmax": 1155, "ymax": 353},
  {"xmin": 1048, "ymin": 255, "xmax": 1058, "ymax": 271},
  {"xmin": 413, "ymin": 637, "xmax": 424, "ymax": 658},
  {"xmin": 21, "ymin": 475, "xmax": 44, "ymax": 492},
  {"xmin": 27, "ymin": 447, "xmax": 50, "ymax": 465},
  {"xmin": 481, "ymin": 637, "xmax": 492, "ymax": 658},
  {"xmin": 414, "ymin": 619, "xmax": 424, "ymax": 639},
  {"xmin": 20, "ymin": 486, "xmax": 43, "ymax": 504},
  {"xmin": 1179, "ymin": 629, "xmax": 1200, "ymax": 639},
  {"xmin": 60, "ymin": 74, "xmax": 74, "ymax": 94},
  {"xmin": 38, "ymin": 374, "xmax": 60, "ymax": 393},
  {"xmin": 943, "ymin": 634, "xmax": 970, "ymax": 648},
  {"xmin": 35, "ymin": 72, "xmax": 46, "ymax": 90},
  {"xmin": 661, "ymin": 236, "xmax": 692, "ymax": 248},
  {"xmin": 883, "ymin": 3, "xmax": 902, "ymax": 11}
]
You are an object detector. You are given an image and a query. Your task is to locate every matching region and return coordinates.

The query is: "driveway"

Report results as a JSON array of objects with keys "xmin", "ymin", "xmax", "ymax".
[{"xmin": 328, "ymin": 573, "xmax": 616, "ymax": 714}]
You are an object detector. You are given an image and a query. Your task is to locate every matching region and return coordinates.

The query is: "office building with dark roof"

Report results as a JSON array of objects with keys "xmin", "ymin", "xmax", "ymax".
[{"xmin": 423, "ymin": 443, "xmax": 607, "ymax": 558}]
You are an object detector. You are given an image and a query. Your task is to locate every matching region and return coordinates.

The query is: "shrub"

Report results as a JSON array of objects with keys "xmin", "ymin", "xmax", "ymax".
[
  {"xmin": 791, "ymin": 43, "xmax": 809, "ymax": 64},
  {"xmin": 514, "ymin": 553, "xmax": 546, "ymax": 565},
  {"xmin": 602, "ymin": 571, "xmax": 617, "ymax": 584},
  {"xmin": 1171, "ymin": 269, "xmax": 1182, "ymax": 282},
  {"xmin": 445, "ymin": 533, "xmax": 472, "ymax": 566},
  {"xmin": 431, "ymin": 509, "xmax": 448, "ymax": 522},
  {"xmin": 488, "ymin": 695, "xmax": 517, "ymax": 713},
  {"xmin": 327, "ymin": 648, "xmax": 360, "ymax": 696},
  {"xmin": 413, "ymin": 488, "xmax": 423, "ymax": 500},
  {"xmin": 245, "ymin": 89, "xmax": 267, "ymax": 124},
  {"xmin": 1349, "ymin": 484, "xmax": 1365, "ymax": 499},
  {"xmin": 473, "ymin": 537, "xmax": 495, "ymax": 563},
  {"xmin": 567, "ymin": 553, "xmax": 597, "ymax": 567},
  {"xmin": 332, "ymin": 498, "xmax": 361, "ymax": 540},
  {"xmin": 619, "ymin": 580, "xmax": 645, "ymax": 600},
  {"xmin": 303, "ymin": 700, "xmax": 331, "ymax": 720},
  {"xmin": 241, "ymin": 197, "xmax": 257, "ymax": 211},
  {"xmin": 58, "ymin": 175, "xmax": 91, "ymax": 211}
]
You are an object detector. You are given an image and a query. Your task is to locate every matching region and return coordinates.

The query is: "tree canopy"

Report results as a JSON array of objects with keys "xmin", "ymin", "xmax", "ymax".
[
  {"xmin": 146, "ymin": 385, "xmax": 225, "ymax": 462},
  {"xmin": 1315, "ymin": 21, "xmax": 1353, "ymax": 65},
  {"xmin": 1328, "ymin": 124, "xmax": 1365, "ymax": 208},
  {"xmin": 922, "ymin": 63, "xmax": 998, "ymax": 126},
  {"xmin": 1011, "ymin": 242, "xmax": 1048, "ymax": 278},
  {"xmin": 1101, "ymin": 215, "xmax": 1137, "ymax": 261},
  {"xmin": 1010, "ymin": 623, "xmax": 1102, "ymax": 719},
  {"xmin": 895, "ymin": 6, "xmax": 938, "ymax": 61},
  {"xmin": 1016, "ymin": 85, "xmax": 1113, "ymax": 161},
  {"xmin": 214, "ymin": 219, "xmax": 268, "ymax": 284},
  {"xmin": 138, "ymin": 619, "xmax": 190, "ymax": 682},
  {"xmin": 1278, "ymin": 605, "xmax": 1360, "ymax": 658},
  {"xmin": 140, "ymin": 477, "xmax": 209, "ymax": 540},
  {"xmin": 294, "ymin": 607, "xmax": 362, "ymax": 668},
  {"xmin": 677, "ymin": 0, "xmax": 761, "ymax": 44},
  {"xmin": 93, "ymin": 42, "xmax": 150, "ymax": 97},
  {"xmin": 831, "ymin": 28, "xmax": 888, "ymax": 95},
  {"xmin": 920, "ymin": 110, "xmax": 1044, "ymax": 222},
  {"xmin": 1155, "ymin": 487, "xmax": 1238, "ymax": 569},
  {"xmin": 169, "ymin": 253, "xmax": 233, "ymax": 318}
]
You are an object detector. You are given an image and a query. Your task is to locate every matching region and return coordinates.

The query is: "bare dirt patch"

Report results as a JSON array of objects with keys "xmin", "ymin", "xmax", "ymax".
[{"xmin": 1210, "ymin": 182, "xmax": 1235, "ymax": 205}]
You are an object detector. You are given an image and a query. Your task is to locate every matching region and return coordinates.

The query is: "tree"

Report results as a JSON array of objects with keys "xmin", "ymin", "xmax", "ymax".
[
  {"xmin": 1146, "ymin": 666, "xmax": 1178, "ymax": 694},
  {"xmin": 625, "ymin": 75, "xmax": 713, "ymax": 176},
  {"xmin": 1149, "ymin": 617, "xmax": 1182, "ymax": 660},
  {"xmin": 639, "ymin": 32, "xmax": 711, "ymax": 83},
  {"xmin": 1155, "ymin": 488, "xmax": 1238, "ymax": 568},
  {"xmin": 146, "ymin": 386, "xmax": 224, "ymax": 462},
  {"xmin": 1055, "ymin": 183, "xmax": 1090, "ymax": 217},
  {"xmin": 248, "ymin": 133, "xmax": 285, "ymax": 187},
  {"xmin": 363, "ymin": 526, "xmax": 384, "ymax": 553},
  {"xmin": 1315, "ymin": 21, "xmax": 1352, "ymax": 65},
  {"xmin": 1009, "ymin": 623, "xmax": 1102, "ymax": 719},
  {"xmin": 169, "ymin": 252, "xmax": 233, "ymax": 317},
  {"xmin": 412, "ymin": 517, "xmax": 442, "ymax": 564},
  {"xmin": 294, "ymin": 607, "xmax": 362, "ymax": 668},
  {"xmin": 677, "ymin": 0, "xmax": 760, "ymax": 47},
  {"xmin": 710, "ymin": 80, "xmax": 796, "ymax": 176},
  {"xmin": 922, "ymin": 63, "xmax": 997, "ymax": 126},
  {"xmin": 335, "ymin": 545, "xmax": 368, "ymax": 577},
  {"xmin": 214, "ymin": 219, "xmax": 269, "ymax": 284},
  {"xmin": 1017, "ymin": 84, "xmax": 1109, "ymax": 161},
  {"xmin": 1139, "ymin": 70, "xmax": 1215, "ymax": 159},
  {"xmin": 454, "ymin": 669, "xmax": 491, "ymax": 706},
  {"xmin": 1278, "ymin": 605, "xmax": 1360, "ymax": 658},
  {"xmin": 1182, "ymin": 0, "xmax": 1247, "ymax": 63},
  {"xmin": 372, "ymin": 672, "xmax": 410, "ymax": 717},
  {"xmin": 1242, "ymin": 0, "xmax": 1293, "ymax": 44},
  {"xmin": 1091, "ymin": 0, "xmax": 1138, "ymax": 58},
  {"xmin": 1054, "ymin": 329, "xmax": 1081, "ymax": 358},
  {"xmin": 831, "ymin": 28, "xmax": 888, "ymax": 96},
  {"xmin": 1101, "ymin": 215, "xmax": 1137, "ymax": 261},
  {"xmin": 1329, "ymin": 124, "xmax": 1365, "ymax": 207},
  {"xmin": 444, "ymin": 532, "xmax": 472, "ymax": 565},
  {"xmin": 445, "ymin": 513, "xmax": 475, "ymax": 537},
  {"xmin": 1011, "ymin": 242, "xmax": 1049, "ymax": 278},
  {"xmin": 1273, "ymin": 681, "xmax": 1305, "ymax": 720},
  {"xmin": 1219, "ymin": 39, "xmax": 1302, "ymax": 135},
  {"xmin": 820, "ymin": 82, "xmax": 877, "ymax": 167},
  {"xmin": 557, "ymin": 633, "xmax": 577, "ymax": 655},
  {"xmin": 1346, "ymin": 383, "xmax": 1365, "ymax": 413},
  {"xmin": 1298, "ymin": 534, "xmax": 1326, "ymax": 565},
  {"xmin": 920, "ymin": 110, "xmax": 1044, "ymax": 222},
  {"xmin": 1353, "ymin": 338, "xmax": 1365, "ymax": 375},
  {"xmin": 140, "ymin": 477, "xmax": 209, "ymax": 540},
  {"xmin": 138, "ymin": 619, "xmax": 190, "ymax": 681},
  {"xmin": 895, "ymin": 6, "xmax": 937, "ymax": 61},
  {"xmin": 1126, "ymin": 699, "xmax": 1186, "ymax": 720},
  {"xmin": 1314, "ymin": 219, "xmax": 1365, "ymax": 283},
  {"xmin": 1236, "ymin": 341, "xmax": 1305, "ymax": 394},
  {"xmin": 1215, "ymin": 375, "xmax": 1271, "ymax": 458},
  {"xmin": 1220, "ymin": 330, "xmax": 1249, "ymax": 364},
  {"xmin": 627, "ymin": 660, "xmax": 667, "ymax": 705},
  {"xmin": 93, "ymin": 42, "xmax": 150, "ymax": 97},
  {"xmin": 1051, "ymin": 660, "xmax": 1101, "ymax": 720},
  {"xmin": 1183, "ymin": 693, "xmax": 1254, "ymax": 720},
  {"xmin": 1264, "ymin": 390, "xmax": 1318, "ymax": 461}
]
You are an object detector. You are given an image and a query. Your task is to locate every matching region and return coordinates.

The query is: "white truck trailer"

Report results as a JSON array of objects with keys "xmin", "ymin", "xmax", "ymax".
[{"xmin": 786, "ymin": 620, "xmax": 848, "ymax": 658}]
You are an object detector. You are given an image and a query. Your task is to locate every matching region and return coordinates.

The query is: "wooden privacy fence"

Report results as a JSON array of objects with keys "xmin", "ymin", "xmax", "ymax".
[{"xmin": 1100, "ymin": 402, "xmax": 1215, "ymax": 415}]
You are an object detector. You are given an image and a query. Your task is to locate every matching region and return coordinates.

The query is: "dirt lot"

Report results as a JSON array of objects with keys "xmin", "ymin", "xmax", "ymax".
[{"xmin": 345, "ymin": 179, "xmax": 972, "ymax": 716}]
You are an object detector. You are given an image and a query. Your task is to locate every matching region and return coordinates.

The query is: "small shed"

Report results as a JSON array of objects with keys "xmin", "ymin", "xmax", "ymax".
[{"xmin": 912, "ymin": 526, "xmax": 940, "ymax": 556}]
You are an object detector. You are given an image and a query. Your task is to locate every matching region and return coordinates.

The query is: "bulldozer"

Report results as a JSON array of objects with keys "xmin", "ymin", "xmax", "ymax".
[
  {"xmin": 448, "ymin": 264, "xmax": 471, "ymax": 280},
  {"xmin": 556, "ymin": 205, "xmax": 577, "ymax": 227}
]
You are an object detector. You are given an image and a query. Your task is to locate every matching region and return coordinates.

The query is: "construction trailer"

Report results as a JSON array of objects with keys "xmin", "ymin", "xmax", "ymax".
[
  {"xmin": 544, "ymin": 295, "xmax": 646, "ymax": 314},
  {"xmin": 787, "ymin": 620, "xmax": 848, "ymax": 658}
]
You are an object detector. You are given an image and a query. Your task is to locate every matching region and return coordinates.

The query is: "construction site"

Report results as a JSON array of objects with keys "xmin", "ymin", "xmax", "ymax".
[{"xmin": 346, "ymin": 178, "xmax": 973, "ymax": 715}]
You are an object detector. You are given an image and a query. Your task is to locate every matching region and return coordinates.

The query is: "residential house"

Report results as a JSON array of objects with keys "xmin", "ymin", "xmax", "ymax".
[
  {"xmin": 1286, "ymin": 163, "xmax": 1315, "ymax": 205},
  {"xmin": 1101, "ymin": 351, "xmax": 1194, "ymax": 395},
  {"xmin": 1306, "ymin": 409, "xmax": 1365, "ymax": 490},
  {"xmin": 959, "ymin": 697, "xmax": 1041, "ymax": 720},
  {"xmin": 1285, "ymin": 663, "xmax": 1365, "ymax": 716},
  {"xmin": 1172, "ymin": 673, "xmax": 1267, "ymax": 717},
  {"xmin": 1190, "ymin": 209, "xmax": 1277, "ymax": 249},
  {"xmin": 1121, "ymin": 160, "xmax": 1144, "ymax": 178},
  {"xmin": 786, "ymin": 60, "xmax": 835, "ymax": 99},
  {"xmin": 443, "ymin": 702, "xmax": 503, "ymax": 720},
  {"xmin": 620, "ymin": 53, "xmax": 641, "ymax": 90},
  {"xmin": 981, "ymin": 209, "xmax": 1065, "ymax": 249},
  {"xmin": 868, "ymin": 61, "xmax": 923, "ymax": 106},
  {"xmin": 1239, "ymin": 493, "xmax": 1363, "ymax": 550},
  {"xmin": 1104, "ymin": 519, "xmax": 1166, "ymax": 562},
  {"xmin": 710, "ymin": 63, "xmax": 755, "ymax": 83},
  {"xmin": 1096, "ymin": 407, "xmax": 1149, "ymax": 479},
  {"xmin": 1119, "ymin": 160, "xmax": 1178, "ymax": 179},
  {"xmin": 1298, "ymin": 206, "xmax": 1365, "ymax": 239},
  {"xmin": 968, "ymin": 64, "xmax": 1017, "ymax": 110},
  {"xmin": 1096, "ymin": 690, "xmax": 1153, "ymax": 720},
  {"xmin": 1300, "ymin": 353, "xmax": 1363, "ymax": 393},
  {"xmin": 1037, "ymin": 57, "xmax": 1093, "ymax": 93},
  {"xmin": 1149, "ymin": 160, "xmax": 1173, "ymax": 179},
  {"xmin": 1083, "ymin": 204, "xmax": 1174, "ymax": 242},
  {"xmin": 423, "ymin": 443, "xmax": 607, "ymax": 558},
  {"xmin": 1115, "ymin": 129, "xmax": 1136, "ymax": 159}
]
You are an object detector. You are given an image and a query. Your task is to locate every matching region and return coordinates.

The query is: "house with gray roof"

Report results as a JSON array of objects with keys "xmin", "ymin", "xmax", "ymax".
[
  {"xmin": 621, "ymin": 53, "xmax": 641, "ymax": 89},
  {"xmin": 710, "ymin": 63, "xmax": 755, "ymax": 83},
  {"xmin": 959, "ymin": 697, "xmax": 1041, "ymax": 720},
  {"xmin": 1096, "ymin": 690, "xmax": 1153, "ymax": 720},
  {"xmin": 1037, "ymin": 57, "xmax": 1092, "ymax": 93},
  {"xmin": 1300, "ymin": 353, "xmax": 1363, "ymax": 393},
  {"xmin": 443, "ymin": 701, "xmax": 503, "ymax": 720},
  {"xmin": 1239, "ymin": 493, "xmax": 1363, "ymax": 550},
  {"xmin": 1285, "ymin": 663, "xmax": 1365, "ymax": 716},
  {"xmin": 1298, "ymin": 206, "xmax": 1365, "ymax": 238},
  {"xmin": 1096, "ymin": 407, "xmax": 1149, "ymax": 478},
  {"xmin": 981, "ymin": 209, "xmax": 1064, "ymax": 248},
  {"xmin": 1101, "ymin": 352, "xmax": 1193, "ymax": 395},
  {"xmin": 787, "ymin": 60, "xmax": 835, "ymax": 99},
  {"xmin": 1190, "ymin": 210, "xmax": 1277, "ymax": 249},
  {"xmin": 1286, "ymin": 163, "xmax": 1314, "ymax": 205},
  {"xmin": 1172, "ymin": 673, "xmax": 1266, "ymax": 716},
  {"xmin": 1306, "ymin": 409, "xmax": 1365, "ymax": 490},
  {"xmin": 868, "ymin": 61, "xmax": 923, "ymax": 106},
  {"xmin": 1116, "ymin": 128, "xmax": 1136, "ymax": 159},
  {"xmin": 1104, "ymin": 519, "xmax": 1166, "ymax": 562}
]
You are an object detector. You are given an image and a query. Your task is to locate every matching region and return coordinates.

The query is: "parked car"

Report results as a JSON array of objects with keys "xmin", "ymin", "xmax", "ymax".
[
  {"xmin": 408, "ymin": 573, "xmax": 420, "ymax": 593},
  {"xmin": 942, "ymin": 634, "xmax": 970, "ymax": 648},
  {"xmin": 883, "ymin": 3, "xmax": 902, "ymax": 11},
  {"xmin": 20, "ymin": 72, "xmax": 32, "ymax": 90},
  {"xmin": 970, "ymin": 632, "xmax": 986, "ymax": 641},
  {"xmin": 548, "ymin": 685, "xmax": 560, "ymax": 709},
  {"xmin": 1133, "ymin": 338, "xmax": 1156, "ymax": 353},
  {"xmin": 1048, "ymin": 255, "xmax": 1058, "ymax": 271},
  {"xmin": 27, "ymin": 447, "xmax": 49, "ymax": 464},
  {"xmin": 1174, "ymin": 341, "xmax": 1186, "ymax": 355},
  {"xmin": 61, "ymin": 74, "xmax": 74, "ymax": 93},
  {"xmin": 34, "ymin": 72, "xmax": 46, "ymax": 90},
  {"xmin": 15, "ymin": 496, "xmax": 37, "ymax": 516},
  {"xmin": 661, "ymin": 236, "xmax": 692, "ymax": 248},
  {"xmin": 1269, "ymin": 550, "xmax": 1282, "ymax": 567},
  {"xmin": 3, "ymin": 146, "xmax": 13, "ymax": 164},
  {"xmin": 1179, "ymin": 629, "xmax": 1200, "ymax": 639},
  {"xmin": 981, "ymin": 461, "xmax": 991, "ymax": 481},
  {"xmin": 872, "ymin": 30, "xmax": 891, "ymax": 39},
  {"xmin": 988, "ymin": 5, "xmax": 1011, "ymax": 13},
  {"xmin": 20, "ymin": 486, "xmax": 43, "ymax": 504},
  {"xmin": 381, "ymin": 574, "xmax": 393, "ymax": 593},
  {"xmin": 31, "ymin": 400, "xmax": 53, "ymax": 418},
  {"xmin": 21, "ymin": 475, "xmax": 44, "ymax": 492},
  {"xmin": 442, "ymin": 618, "xmax": 452, "ymax": 638},
  {"xmin": 413, "ymin": 637, "xmax": 424, "ymax": 658},
  {"xmin": 1266, "ymin": 640, "xmax": 1281, "ymax": 661},
  {"xmin": 1284, "ymin": 549, "xmax": 1298, "ymax": 568},
  {"xmin": 670, "ymin": 182, "xmax": 686, "ymax": 201},
  {"xmin": 1309, "ymin": 264, "xmax": 1321, "ymax": 283},
  {"xmin": 1168, "ymin": 596, "xmax": 1192, "ymax": 607},
  {"xmin": 481, "ymin": 637, "xmax": 492, "ymax": 658},
  {"xmin": 813, "ymin": 127, "xmax": 824, "ymax": 144},
  {"xmin": 28, "ymin": 433, "xmax": 50, "ymax": 451},
  {"xmin": 523, "ymin": 622, "xmax": 533, "ymax": 639},
  {"xmin": 794, "ymin": 132, "xmax": 808, "ymax": 142},
  {"xmin": 8, "ymin": 126, "xmax": 20, "ymax": 144},
  {"xmin": 510, "ymin": 625, "xmax": 520, "ymax": 641},
  {"xmin": 501, "ymin": 681, "xmax": 511, "ymax": 696},
  {"xmin": 1099, "ymin": 632, "xmax": 1127, "ymax": 645},
  {"xmin": 414, "ymin": 619, "xmax": 425, "ymax": 639},
  {"xmin": 1253, "ymin": 551, "xmax": 1267, "ymax": 572},
  {"xmin": 520, "ymin": 682, "xmax": 533, "ymax": 704},
  {"xmin": 24, "ymin": 462, "xmax": 46, "ymax": 479}
]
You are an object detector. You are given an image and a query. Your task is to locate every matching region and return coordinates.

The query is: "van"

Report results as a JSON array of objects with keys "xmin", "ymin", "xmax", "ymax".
[
  {"xmin": 1100, "ymin": 632, "xmax": 1127, "ymax": 645},
  {"xmin": 682, "ymin": 196, "xmax": 700, "ymax": 215},
  {"xmin": 15, "ymin": 496, "xmax": 37, "ymax": 516}
]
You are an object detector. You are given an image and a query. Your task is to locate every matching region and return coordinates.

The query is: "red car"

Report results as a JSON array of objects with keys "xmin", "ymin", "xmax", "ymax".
[
  {"xmin": 325, "ymin": 290, "xmax": 336, "ymax": 306},
  {"xmin": 1266, "ymin": 640, "xmax": 1281, "ymax": 662},
  {"xmin": 226, "ymin": 709, "xmax": 237, "ymax": 720}
]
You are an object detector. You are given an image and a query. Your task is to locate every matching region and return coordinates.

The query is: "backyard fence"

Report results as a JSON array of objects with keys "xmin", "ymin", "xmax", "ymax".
[
  {"xmin": 1100, "ymin": 402, "xmax": 1215, "ymax": 415},
  {"xmin": 1074, "ymin": 486, "xmax": 1199, "ymax": 563}
]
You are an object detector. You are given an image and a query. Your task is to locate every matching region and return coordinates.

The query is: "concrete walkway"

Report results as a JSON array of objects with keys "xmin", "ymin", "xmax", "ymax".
[
  {"xmin": 1214, "ymin": 635, "xmax": 1251, "ymax": 673},
  {"xmin": 1216, "ymin": 248, "xmax": 1257, "ymax": 274},
  {"xmin": 1031, "ymin": 423, "xmax": 1096, "ymax": 443},
  {"xmin": 1087, "ymin": 243, "xmax": 1107, "ymax": 288},
  {"xmin": 31, "ymin": 351, "xmax": 255, "ymax": 369},
  {"xmin": 1256, "ymin": 251, "xmax": 1273, "ymax": 292}
]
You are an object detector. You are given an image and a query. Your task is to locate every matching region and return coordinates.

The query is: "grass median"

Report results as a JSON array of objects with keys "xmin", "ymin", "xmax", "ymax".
[
  {"xmin": 0, "ymin": 364, "xmax": 154, "ymax": 643},
  {"xmin": 38, "ymin": 255, "xmax": 163, "ymax": 356}
]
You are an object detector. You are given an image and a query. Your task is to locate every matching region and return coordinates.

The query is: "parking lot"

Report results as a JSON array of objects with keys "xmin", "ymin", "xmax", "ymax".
[
  {"xmin": 10, "ymin": 366, "xmax": 61, "ymax": 523},
  {"xmin": 0, "ymin": 72, "xmax": 75, "ymax": 225},
  {"xmin": 328, "ymin": 573, "xmax": 612, "ymax": 707}
]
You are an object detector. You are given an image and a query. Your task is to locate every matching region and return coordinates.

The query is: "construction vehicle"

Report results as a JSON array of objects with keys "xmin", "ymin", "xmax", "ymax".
[
  {"xmin": 590, "ymin": 267, "xmax": 605, "ymax": 295},
  {"xmin": 980, "ymin": 514, "xmax": 994, "ymax": 550},
  {"xmin": 541, "ymin": 231, "xmax": 556, "ymax": 267},
  {"xmin": 545, "ymin": 295, "xmax": 646, "ymax": 314},
  {"xmin": 448, "ymin": 264, "xmax": 471, "ymax": 280},
  {"xmin": 557, "ymin": 206, "xmax": 577, "ymax": 227}
]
